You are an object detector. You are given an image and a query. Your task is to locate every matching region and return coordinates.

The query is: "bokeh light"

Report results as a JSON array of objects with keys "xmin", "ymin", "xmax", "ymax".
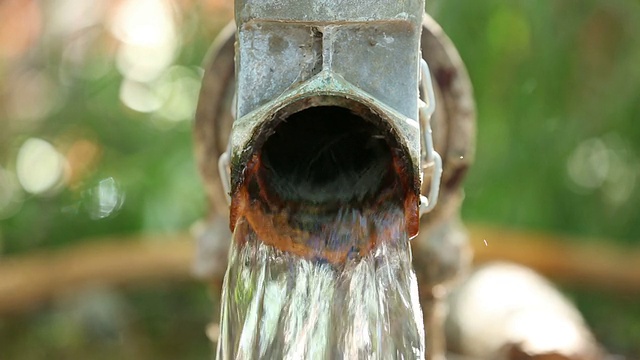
[
  {"xmin": 567, "ymin": 137, "xmax": 611, "ymax": 191},
  {"xmin": 111, "ymin": 0, "xmax": 179, "ymax": 83},
  {"xmin": 16, "ymin": 138, "xmax": 67, "ymax": 196},
  {"xmin": 48, "ymin": 0, "xmax": 106, "ymax": 37},
  {"xmin": 153, "ymin": 65, "xmax": 202, "ymax": 123},
  {"xmin": 65, "ymin": 139, "xmax": 102, "ymax": 188},
  {"xmin": 119, "ymin": 78, "xmax": 163, "ymax": 113},
  {"xmin": 567, "ymin": 134, "xmax": 638, "ymax": 207},
  {"xmin": 119, "ymin": 65, "xmax": 202, "ymax": 127},
  {"xmin": 0, "ymin": 0, "xmax": 42, "ymax": 61}
]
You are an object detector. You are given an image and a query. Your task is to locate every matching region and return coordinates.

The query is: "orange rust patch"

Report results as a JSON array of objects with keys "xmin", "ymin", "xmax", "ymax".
[
  {"xmin": 404, "ymin": 191, "xmax": 420, "ymax": 239},
  {"xmin": 232, "ymin": 186, "xmax": 378, "ymax": 264},
  {"xmin": 391, "ymin": 147, "xmax": 420, "ymax": 238},
  {"xmin": 229, "ymin": 148, "xmax": 420, "ymax": 264}
]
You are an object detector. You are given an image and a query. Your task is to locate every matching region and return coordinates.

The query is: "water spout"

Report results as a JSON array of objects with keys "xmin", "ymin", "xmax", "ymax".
[
  {"xmin": 194, "ymin": 2, "xmax": 477, "ymax": 359},
  {"xmin": 217, "ymin": 97, "xmax": 426, "ymax": 358}
]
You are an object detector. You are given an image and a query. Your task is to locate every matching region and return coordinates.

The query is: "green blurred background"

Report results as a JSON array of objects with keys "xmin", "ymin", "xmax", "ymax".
[{"xmin": 0, "ymin": 0, "xmax": 639, "ymax": 358}]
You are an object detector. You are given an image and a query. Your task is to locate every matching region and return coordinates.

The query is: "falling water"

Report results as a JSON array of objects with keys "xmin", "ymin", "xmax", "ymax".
[{"xmin": 216, "ymin": 205, "xmax": 425, "ymax": 359}]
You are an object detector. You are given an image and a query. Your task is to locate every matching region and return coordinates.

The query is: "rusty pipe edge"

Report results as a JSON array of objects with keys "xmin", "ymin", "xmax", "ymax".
[
  {"xmin": 230, "ymin": 0, "xmax": 428, "ymax": 241},
  {"xmin": 194, "ymin": 14, "xmax": 476, "ymax": 240}
]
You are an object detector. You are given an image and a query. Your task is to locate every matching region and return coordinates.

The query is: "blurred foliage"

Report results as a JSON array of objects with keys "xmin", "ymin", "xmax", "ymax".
[
  {"xmin": 434, "ymin": 1, "xmax": 640, "ymax": 356},
  {"xmin": 435, "ymin": 1, "xmax": 640, "ymax": 244},
  {"xmin": 0, "ymin": 284, "xmax": 215, "ymax": 360},
  {"xmin": 0, "ymin": 0, "xmax": 639, "ymax": 358}
]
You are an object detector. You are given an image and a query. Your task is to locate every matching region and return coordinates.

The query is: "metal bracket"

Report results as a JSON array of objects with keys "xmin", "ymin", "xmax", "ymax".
[{"xmin": 419, "ymin": 59, "xmax": 443, "ymax": 216}]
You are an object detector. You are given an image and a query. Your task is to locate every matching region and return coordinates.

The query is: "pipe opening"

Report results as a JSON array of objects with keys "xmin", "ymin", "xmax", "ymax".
[
  {"xmin": 221, "ymin": 103, "xmax": 426, "ymax": 357},
  {"xmin": 228, "ymin": 99, "xmax": 421, "ymax": 260},
  {"xmin": 259, "ymin": 105, "xmax": 398, "ymax": 207}
]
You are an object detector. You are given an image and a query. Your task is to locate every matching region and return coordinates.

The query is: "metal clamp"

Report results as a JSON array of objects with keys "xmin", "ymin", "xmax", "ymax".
[
  {"xmin": 419, "ymin": 59, "xmax": 443, "ymax": 216},
  {"xmin": 218, "ymin": 94, "xmax": 235, "ymax": 205},
  {"xmin": 218, "ymin": 150, "xmax": 231, "ymax": 205}
]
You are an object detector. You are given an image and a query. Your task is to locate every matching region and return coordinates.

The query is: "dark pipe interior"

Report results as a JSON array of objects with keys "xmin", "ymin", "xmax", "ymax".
[{"xmin": 260, "ymin": 106, "xmax": 396, "ymax": 206}]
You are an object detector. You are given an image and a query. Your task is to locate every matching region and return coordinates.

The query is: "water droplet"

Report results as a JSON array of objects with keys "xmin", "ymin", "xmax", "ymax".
[{"xmin": 85, "ymin": 177, "xmax": 125, "ymax": 220}]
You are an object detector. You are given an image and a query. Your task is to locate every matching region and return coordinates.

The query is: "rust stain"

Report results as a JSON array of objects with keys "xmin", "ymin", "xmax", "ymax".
[
  {"xmin": 233, "ymin": 186, "xmax": 377, "ymax": 264},
  {"xmin": 229, "ymin": 146, "xmax": 420, "ymax": 265},
  {"xmin": 391, "ymin": 147, "xmax": 420, "ymax": 238}
]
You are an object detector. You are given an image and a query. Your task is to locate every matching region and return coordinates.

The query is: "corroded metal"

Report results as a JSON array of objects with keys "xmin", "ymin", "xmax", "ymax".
[
  {"xmin": 194, "ymin": 14, "xmax": 475, "ymax": 230},
  {"xmin": 227, "ymin": 0, "xmax": 432, "ymax": 241}
]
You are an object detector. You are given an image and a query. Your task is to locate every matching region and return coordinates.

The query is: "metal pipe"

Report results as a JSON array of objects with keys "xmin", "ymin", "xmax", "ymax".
[{"xmin": 194, "ymin": 3, "xmax": 476, "ymax": 359}]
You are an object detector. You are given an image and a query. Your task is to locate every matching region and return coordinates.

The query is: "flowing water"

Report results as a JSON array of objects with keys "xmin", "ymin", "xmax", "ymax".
[{"xmin": 216, "ymin": 205, "xmax": 425, "ymax": 359}]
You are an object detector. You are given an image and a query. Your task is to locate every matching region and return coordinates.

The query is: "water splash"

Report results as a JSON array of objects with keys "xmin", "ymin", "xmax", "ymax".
[{"xmin": 217, "ymin": 206, "xmax": 425, "ymax": 359}]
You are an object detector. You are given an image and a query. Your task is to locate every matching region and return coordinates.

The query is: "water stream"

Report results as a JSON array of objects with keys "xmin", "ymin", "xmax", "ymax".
[{"xmin": 216, "ymin": 205, "xmax": 425, "ymax": 359}]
